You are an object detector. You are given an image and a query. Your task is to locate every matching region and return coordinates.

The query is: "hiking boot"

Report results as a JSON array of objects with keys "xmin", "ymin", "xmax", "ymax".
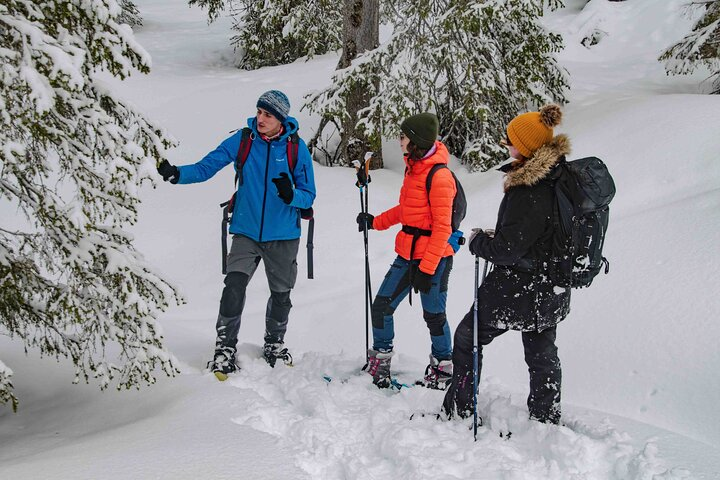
[
  {"xmin": 422, "ymin": 355, "xmax": 453, "ymax": 390},
  {"xmin": 442, "ymin": 371, "xmax": 475, "ymax": 420},
  {"xmin": 263, "ymin": 342, "xmax": 293, "ymax": 367},
  {"xmin": 208, "ymin": 346, "xmax": 238, "ymax": 381},
  {"xmin": 366, "ymin": 349, "xmax": 394, "ymax": 389}
]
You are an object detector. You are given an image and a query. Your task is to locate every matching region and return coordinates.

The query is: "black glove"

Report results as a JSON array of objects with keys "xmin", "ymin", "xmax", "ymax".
[
  {"xmin": 157, "ymin": 160, "xmax": 179, "ymax": 184},
  {"xmin": 469, "ymin": 229, "xmax": 490, "ymax": 256},
  {"xmin": 356, "ymin": 167, "xmax": 371, "ymax": 187},
  {"xmin": 356, "ymin": 212, "xmax": 374, "ymax": 232},
  {"xmin": 412, "ymin": 269, "xmax": 433, "ymax": 294},
  {"xmin": 272, "ymin": 172, "xmax": 294, "ymax": 204}
]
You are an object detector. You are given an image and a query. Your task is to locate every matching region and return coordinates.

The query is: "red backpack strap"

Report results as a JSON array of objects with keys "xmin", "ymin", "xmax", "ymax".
[
  {"xmin": 235, "ymin": 127, "xmax": 253, "ymax": 186},
  {"xmin": 286, "ymin": 132, "xmax": 300, "ymax": 172},
  {"xmin": 286, "ymin": 133, "xmax": 313, "ymax": 220}
]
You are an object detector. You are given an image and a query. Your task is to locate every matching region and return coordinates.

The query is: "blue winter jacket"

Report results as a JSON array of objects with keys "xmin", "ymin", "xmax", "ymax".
[{"xmin": 176, "ymin": 116, "xmax": 316, "ymax": 242}]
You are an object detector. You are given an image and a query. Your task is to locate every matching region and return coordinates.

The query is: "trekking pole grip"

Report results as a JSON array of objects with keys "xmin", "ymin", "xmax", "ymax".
[{"xmin": 353, "ymin": 152, "xmax": 373, "ymax": 188}]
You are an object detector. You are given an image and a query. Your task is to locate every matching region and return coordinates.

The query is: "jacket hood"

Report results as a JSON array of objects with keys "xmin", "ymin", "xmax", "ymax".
[
  {"xmin": 247, "ymin": 115, "xmax": 299, "ymax": 141},
  {"xmin": 503, "ymin": 134, "xmax": 571, "ymax": 191},
  {"xmin": 405, "ymin": 141, "xmax": 449, "ymax": 173}
]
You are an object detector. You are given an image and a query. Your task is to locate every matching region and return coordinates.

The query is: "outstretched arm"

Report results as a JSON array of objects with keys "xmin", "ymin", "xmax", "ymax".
[{"xmin": 175, "ymin": 133, "xmax": 238, "ymax": 184}]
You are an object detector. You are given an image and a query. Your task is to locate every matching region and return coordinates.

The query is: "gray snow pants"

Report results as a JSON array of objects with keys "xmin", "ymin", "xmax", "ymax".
[{"xmin": 215, "ymin": 235, "xmax": 299, "ymax": 351}]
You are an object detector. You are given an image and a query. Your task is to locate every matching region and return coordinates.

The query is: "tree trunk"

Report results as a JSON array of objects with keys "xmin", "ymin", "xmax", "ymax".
[{"xmin": 339, "ymin": 0, "xmax": 383, "ymax": 169}]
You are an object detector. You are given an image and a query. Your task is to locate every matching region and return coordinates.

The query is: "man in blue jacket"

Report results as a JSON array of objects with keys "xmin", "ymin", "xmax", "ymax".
[{"xmin": 157, "ymin": 90, "xmax": 316, "ymax": 379}]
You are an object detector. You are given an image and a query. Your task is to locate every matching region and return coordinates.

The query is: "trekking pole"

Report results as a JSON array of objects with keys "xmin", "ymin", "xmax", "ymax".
[
  {"xmin": 363, "ymin": 156, "xmax": 373, "ymax": 317},
  {"xmin": 306, "ymin": 216, "xmax": 315, "ymax": 279},
  {"xmin": 472, "ymin": 256, "xmax": 479, "ymax": 441},
  {"xmin": 354, "ymin": 152, "xmax": 373, "ymax": 368},
  {"xmin": 220, "ymin": 200, "xmax": 231, "ymax": 275},
  {"xmin": 472, "ymin": 257, "xmax": 490, "ymax": 441}
]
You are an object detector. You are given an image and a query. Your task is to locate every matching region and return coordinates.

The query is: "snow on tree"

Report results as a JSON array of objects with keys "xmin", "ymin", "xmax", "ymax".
[
  {"xmin": 190, "ymin": 0, "xmax": 343, "ymax": 70},
  {"xmin": 0, "ymin": 0, "xmax": 183, "ymax": 409},
  {"xmin": 0, "ymin": 359, "xmax": 16, "ymax": 411},
  {"xmin": 119, "ymin": 0, "xmax": 142, "ymax": 28},
  {"xmin": 660, "ymin": 0, "xmax": 720, "ymax": 94},
  {"xmin": 308, "ymin": 0, "xmax": 382, "ymax": 168},
  {"xmin": 305, "ymin": 0, "xmax": 568, "ymax": 171}
]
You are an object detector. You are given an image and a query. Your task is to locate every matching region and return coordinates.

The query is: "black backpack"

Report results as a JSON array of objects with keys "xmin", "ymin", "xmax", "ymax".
[
  {"xmin": 426, "ymin": 164, "xmax": 467, "ymax": 232},
  {"xmin": 548, "ymin": 156, "xmax": 616, "ymax": 288}
]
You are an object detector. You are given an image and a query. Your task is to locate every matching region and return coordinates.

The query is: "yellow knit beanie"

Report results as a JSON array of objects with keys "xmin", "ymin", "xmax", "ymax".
[{"xmin": 506, "ymin": 104, "xmax": 563, "ymax": 158}]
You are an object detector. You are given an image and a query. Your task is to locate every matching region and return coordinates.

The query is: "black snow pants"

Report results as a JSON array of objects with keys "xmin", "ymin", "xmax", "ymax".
[{"xmin": 442, "ymin": 307, "xmax": 562, "ymax": 424}]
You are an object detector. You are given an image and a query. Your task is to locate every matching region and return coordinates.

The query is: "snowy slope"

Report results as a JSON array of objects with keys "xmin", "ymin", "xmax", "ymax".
[{"xmin": 1, "ymin": 0, "xmax": 719, "ymax": 478}]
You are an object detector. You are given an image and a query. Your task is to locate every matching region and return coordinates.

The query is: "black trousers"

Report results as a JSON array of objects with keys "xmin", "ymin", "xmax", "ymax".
[{"xmin": 443, "ymin": 306, "xmax": 562, "ymax": 424}]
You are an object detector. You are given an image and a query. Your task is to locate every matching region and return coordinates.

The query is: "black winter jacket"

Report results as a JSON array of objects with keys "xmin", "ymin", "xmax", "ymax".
[{"xmin": 472, "ymin": 135, "xmax": 572, "ymax": 332}]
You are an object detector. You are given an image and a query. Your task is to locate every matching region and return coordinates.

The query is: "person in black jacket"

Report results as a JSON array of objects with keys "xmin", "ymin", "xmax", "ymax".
[{"xmin": 442, "ymin": 104, "xmax": 571, "ymax": 424}]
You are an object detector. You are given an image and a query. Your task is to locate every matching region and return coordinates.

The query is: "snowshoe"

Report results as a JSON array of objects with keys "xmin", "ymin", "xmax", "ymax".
[
  {"xmin": 263, "ymin": 342, "xmax": 293, "ymax": 368},
  {"xmin": 208, "ymin": 347, "xmax": 238, "ymax": 381},
  {"xmin": 409, "ymin": 411, "xmax": 447, "ymax": 421}
]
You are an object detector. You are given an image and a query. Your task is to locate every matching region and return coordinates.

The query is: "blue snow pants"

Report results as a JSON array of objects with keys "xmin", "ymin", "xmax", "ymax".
[{"xmin": 371, "ymin": 255, "xmax": 453, "ymax": 360}]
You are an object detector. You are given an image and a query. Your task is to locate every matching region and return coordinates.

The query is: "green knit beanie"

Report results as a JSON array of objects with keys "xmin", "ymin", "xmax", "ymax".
[{"xmin": 401, "ymin": 113, "xmax": 439, "ymax": 150}]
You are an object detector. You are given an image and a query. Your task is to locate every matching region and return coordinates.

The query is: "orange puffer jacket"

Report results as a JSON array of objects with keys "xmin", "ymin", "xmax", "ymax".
[{"xmin": 373, "ymin": 141, "xmax": 456, "ymax": 275}]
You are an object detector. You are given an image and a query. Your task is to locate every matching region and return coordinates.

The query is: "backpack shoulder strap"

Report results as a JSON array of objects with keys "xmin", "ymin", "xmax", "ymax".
[
  {"xmin": 285, "ymin": 133, "xmax": 313, "ymax": 221},
  {"xmin": 553, "ymin": 169, "xmax": 575, "ymax": 238},
  {"xmin": 286, "ymin": 132, "xmax": 300, "ymax": 173},
  {"xmin": 425, "ymin": 164, "xmax": 447, "ymax": 195},
  {"xmin": 235, "ymin": 127, "xmax": 253, "ymax": 186}
]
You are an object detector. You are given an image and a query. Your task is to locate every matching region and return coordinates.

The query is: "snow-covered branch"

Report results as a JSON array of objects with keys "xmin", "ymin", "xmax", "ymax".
[
  {"xmin": 0, "ymin": 0, "xmax": 183, "ymax": 409},
  {"xmin": 305, "ymin": 0, "xmax": 568, "ymax": 171},
  {"xmin": 660, "ymin": 0, "xmax": 720, "ymax": 93},
  {"xmin": 191, "ymin": 0, "xmax": 343, "ymax": 69}
]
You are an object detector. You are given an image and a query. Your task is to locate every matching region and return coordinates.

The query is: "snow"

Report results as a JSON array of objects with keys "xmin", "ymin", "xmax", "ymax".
[{"xmin": 2, "ymin": 0, "xmax": 720, "ymax": 478}]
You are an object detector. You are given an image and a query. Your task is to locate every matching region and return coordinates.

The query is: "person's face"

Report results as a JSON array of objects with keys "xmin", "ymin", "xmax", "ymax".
[
  {"xmin": 399, "ymin": 132, "xmax": 410, "ymax": 154},
  {"xmin": 501, "ymin": 136, "xmax": 523, "ymax": 160},
  {"xmin": 508, "ymin": 144, "xmax": 522, "ymax": 160},
  {"xmin": 256, "ymin": 108, "xmax": 282, "ymax": 136}
]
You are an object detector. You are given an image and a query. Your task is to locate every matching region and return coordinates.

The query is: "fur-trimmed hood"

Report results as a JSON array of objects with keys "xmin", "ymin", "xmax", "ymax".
[{"xmin": 503, "ymin": 134, "xmax": 571, "ymax": 191}]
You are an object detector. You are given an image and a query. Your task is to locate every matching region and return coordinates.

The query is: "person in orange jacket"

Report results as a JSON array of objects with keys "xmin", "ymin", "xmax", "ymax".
[{"xmin": 356, "ymin": 113, "xmax": 457, "ymax": 389}]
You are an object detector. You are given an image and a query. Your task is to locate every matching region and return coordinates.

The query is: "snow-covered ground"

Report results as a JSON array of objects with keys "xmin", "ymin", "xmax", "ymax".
[{"xmin": 1, "ymin": 0, "xmax": 719, "ymax": 478}]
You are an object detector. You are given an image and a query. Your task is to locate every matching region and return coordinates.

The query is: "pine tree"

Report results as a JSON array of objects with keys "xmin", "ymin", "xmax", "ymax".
[
  {"xmin": 660, "ymin": 0, "xmax": 720, "ymax": 94},
  {"xmin": 0, "ymin": 0, "xmax": 183, "ymax": 410},
  {"xmin": 188, "ymin": 0, "xmax": 225, "ymax": 22},
  {"xmin": 119, "ymin": 0, "xmax": 142, "ymax": 27},
  {"xmin": 190, "ymin": 0, "xmax": 343, "ymax": 70},
  {"xmin": 306, "ymin": 0, "xmax": 568, "ymax": 171},
  {"xmin": 0, "ymin": 359, "xmax": 16, "ymax": 411}
]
